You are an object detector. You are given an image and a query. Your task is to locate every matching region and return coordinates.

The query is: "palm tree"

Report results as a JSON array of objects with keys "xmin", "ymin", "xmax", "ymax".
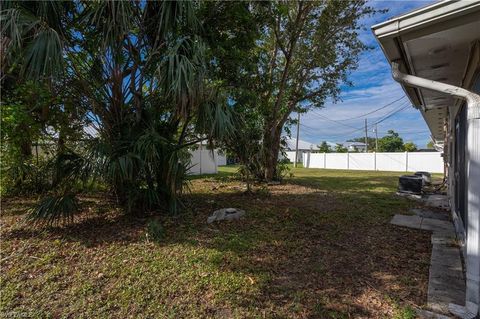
[{"xmin": 1, "ymin": 1, "xmax": 234, "ymax": 224}]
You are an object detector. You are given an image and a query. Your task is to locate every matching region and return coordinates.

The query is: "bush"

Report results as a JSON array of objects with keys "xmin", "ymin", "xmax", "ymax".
[{"xmin": 146, "ymin": 219, "xmax": 165, "ymax": 242}]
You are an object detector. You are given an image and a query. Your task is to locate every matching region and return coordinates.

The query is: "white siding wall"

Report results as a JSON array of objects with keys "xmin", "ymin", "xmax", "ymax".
[{"xmin": 304, "ymin": 152, "xmax": 443, "ymax": 173}]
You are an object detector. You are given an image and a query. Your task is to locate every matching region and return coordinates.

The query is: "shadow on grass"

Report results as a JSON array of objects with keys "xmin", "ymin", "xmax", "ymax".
[{"xmin": 1, "ymin": 170, "xmax": 430, "ymax": 317}]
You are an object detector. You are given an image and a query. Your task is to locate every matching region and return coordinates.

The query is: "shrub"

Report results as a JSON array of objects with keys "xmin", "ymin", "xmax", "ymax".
[{"xmin": 146, "ymin": 219, "xmax": 165, "ymax": 242}]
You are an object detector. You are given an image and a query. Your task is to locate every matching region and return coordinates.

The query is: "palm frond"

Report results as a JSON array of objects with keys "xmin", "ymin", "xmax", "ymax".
[
  {"xmin": 195, "ymin": 92, "xmax": 235, "ymax": 141},
  {"xmin": 158, "ymin": 36, "xmax": 206, "ymax": 118},
  {"xmin": 27, "ymin": 193, "xmax": 79, "ymax": 226}
]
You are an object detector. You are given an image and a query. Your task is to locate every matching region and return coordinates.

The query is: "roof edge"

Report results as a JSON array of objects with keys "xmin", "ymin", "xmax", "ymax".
[{"xmin": 372, "ymin": 0, "xmax": 480, "ymax": 39}]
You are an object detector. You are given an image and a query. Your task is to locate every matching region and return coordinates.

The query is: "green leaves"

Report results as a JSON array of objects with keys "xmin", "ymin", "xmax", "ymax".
[
  {"xmin": 24, "ymin": 26, "xmax": 64, "ymax": 78},
  {"xmin": 378, "ymin": 130, "xmax": 406, "ymax": 152},
  {"xmin": 27, "ymin": 193, "xmax": 79, "ymax": 226},
  {"xmin": 1, "ymin": 1, "xmax": 71, "ymax": 79}
]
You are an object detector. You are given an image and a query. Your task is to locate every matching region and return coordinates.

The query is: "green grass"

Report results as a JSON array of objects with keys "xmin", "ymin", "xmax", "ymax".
[{"xmin": 0, "ymin": 167, "xmax": 434, "ymax": 318}]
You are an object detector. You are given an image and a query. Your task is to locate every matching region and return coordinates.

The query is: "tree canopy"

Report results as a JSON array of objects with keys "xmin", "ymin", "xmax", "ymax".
[
  {"xmin": 377, "ymin": 130, "xmax": 404, "ymax": 152},
  {"xmin": 318, "ymin": 141, "xmax": 332, "ymax": 153},
  {"xmin": 219, "ymin": 0, "xmax": 376, "ymax": 180}
]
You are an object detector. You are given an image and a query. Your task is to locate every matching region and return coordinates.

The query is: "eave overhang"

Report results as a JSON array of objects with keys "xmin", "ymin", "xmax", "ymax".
[{"xmin": 372, "ymin": 0, "xmax": 480, "ymax": 144}]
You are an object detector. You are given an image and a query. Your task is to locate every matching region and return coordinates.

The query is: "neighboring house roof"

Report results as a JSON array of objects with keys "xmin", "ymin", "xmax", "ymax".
[
  {"xmin": 372, "ymin": 0, "xmax": 480, "ymax": 145},
  {"xmin": 284, "ymin": 138, "xmax": 319, "ymax": 151}
]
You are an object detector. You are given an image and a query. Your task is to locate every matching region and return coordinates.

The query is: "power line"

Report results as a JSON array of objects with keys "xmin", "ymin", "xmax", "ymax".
[
  {"xmin": 307, "ymin": 96, "xmax": 407, "ymax": 130},
  {"xmin": 317, "ymin": 101, "xmax": 412, "ymax": 140},
  {"xmin": 372, "ymin": 102, "xmax": 411, "ymax": 126},
  {"xmin": 309, "ymin": 112, "xmax": 360, "ymax": 129},
  {"xmin": 338, "ymin": 95, "xmax": 406, "ymax": 121},
  {"xmin": 309, "ymin": 95, "xmax": 406, "ymax": 122}
]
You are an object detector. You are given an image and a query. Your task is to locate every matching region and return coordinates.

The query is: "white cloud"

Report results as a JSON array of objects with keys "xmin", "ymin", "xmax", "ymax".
[{"xmin": 288, "ymin": 1, "xmax": 437, "ymax": 148}]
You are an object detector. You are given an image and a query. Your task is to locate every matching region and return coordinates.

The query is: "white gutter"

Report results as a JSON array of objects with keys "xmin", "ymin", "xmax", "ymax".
[
  {"xmin": 372, "ymin": 0, "xmax": 480, "ymax": 39},
  {"xmin": 392, "ymin": 62, "xmax": 480, "ymax": 319}
]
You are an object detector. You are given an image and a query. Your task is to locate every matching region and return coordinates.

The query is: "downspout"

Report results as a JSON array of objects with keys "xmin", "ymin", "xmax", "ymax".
[{"xmin": 392, "ymin": 61, "xmax": 480, "ymax": 319}]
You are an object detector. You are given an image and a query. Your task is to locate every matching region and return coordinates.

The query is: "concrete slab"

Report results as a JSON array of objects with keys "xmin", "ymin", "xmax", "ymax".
[
  {"xmin": 416, "ymin": 309, "xmax": 453, "ymax": 318},
  {"xmin": 412, "ymin": 208, "xmax": 451, "ymax": 221},
  {"xmin": 390, "ymin": 214, "xmax": 422, "ymax": 229},
  {"xmin": 424, "ymin": 194, "xmax": 450, "ymax": 209},
  {"xmin": 390, "ymin": 213, "xmax": 465, "ymax": 316},
  {"xmin": 431, "ymin": 248, "xmax": 462, "ymax": 269},
  {"xmin": 421, "ymin": 219, "xmax": 454, "ymax": 233},
  {"xmin": 431, "ymin": 235, "xmax": 456, "ymax": 245}
]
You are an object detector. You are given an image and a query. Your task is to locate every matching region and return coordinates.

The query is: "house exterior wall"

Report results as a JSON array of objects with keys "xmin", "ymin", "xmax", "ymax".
[
  {"xmin": 448, "ymin": 46, "xmax": 480, "ymax": 250},
  {"xmin": 373, "ymin": 4, "xmax": 480, "ymax": 314}
]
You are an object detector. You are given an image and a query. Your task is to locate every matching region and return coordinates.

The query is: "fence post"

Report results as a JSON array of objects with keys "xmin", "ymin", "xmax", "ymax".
[
  {"xmin": 199, "ymin": 143, "xmax": 203, "ymax": 175},
  {"xmin": 347, "ymin": 152, "xmax": 349, "ymax": 170},
  {"xmin": 405, "ymin": 151, "xmax": 408, "ymax": 172},
  {"xmin": 324, "ymin": 152, "xmax": 326, "ymax": 169},
  {"xmin": 374, "ymin": 151, "xmax": 376, "ymax": 171},
  {"xmin": 305, "ymin": 151, "xmax": 311, "ymax": 168}
]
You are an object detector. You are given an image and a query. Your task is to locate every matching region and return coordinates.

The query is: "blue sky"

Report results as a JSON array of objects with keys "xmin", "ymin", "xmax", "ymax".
[{"xmin": 296, "ymin": 0, "xmax": 437, "ymax": 148}]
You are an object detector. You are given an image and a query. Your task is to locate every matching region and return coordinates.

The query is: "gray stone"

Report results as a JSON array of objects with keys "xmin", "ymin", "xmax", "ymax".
[{"xmin": 207, "ymin": 208, "xmax": 245, "ymax": 224}]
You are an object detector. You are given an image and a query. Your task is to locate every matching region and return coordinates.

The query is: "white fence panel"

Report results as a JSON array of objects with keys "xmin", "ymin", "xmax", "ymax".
[
  {"xmin": 304, "ymin": 152, "xmax": 443, "ymax": 173},
  {"xmin": 284, "ymin": 151, "xmax": 304, "ymax": 163},
  {"xmin": 285, "ymin": 151, "xmax": 296, "ymax": 163},
  {"xmin": 217, "ymin": 153, "xmax": 227, "ymax": 166},
  {"xmin": 188, "ymin": 149, "xmax": 218, "ymax": 175},
  {"xmin": 407, "ymin": 152, "xmax": 444, "ymax": 173},
  {"xmin": 188, "ymin": 149, "xmax": 202, "ymax": 174},
  {"xmin": 326, "ymin": 153, "xmax": 348, "ymax": 169},
  {"xmin": 376, "ymin": 152, "xmax": 407, "ymax": 172},
  {"xmin": 349, "ymin": 153, "xmax": 375, "ymax": 170},
  {"xmin": 308, "ymin": 153, "xmax": 325, "ymax": 168}
]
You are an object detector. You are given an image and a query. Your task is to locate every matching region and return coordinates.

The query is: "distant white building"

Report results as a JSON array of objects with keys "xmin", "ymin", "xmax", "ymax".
[
  {"xmin": 282, "ymin": 137, "xmax": 319, "ymax": 163},
  {"xmin": 284, "ymin": 138, "xmax": 319, "ymax": 152},
  {"xmin": 342, "ymin": 141, "xmax": 367, "ymax": 152}
]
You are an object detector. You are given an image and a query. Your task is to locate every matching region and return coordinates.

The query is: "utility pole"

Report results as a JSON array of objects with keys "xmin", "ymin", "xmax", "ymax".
[
  {"xmin": 364, "ymin": 118, "xmax": 368, "ymax": 153},
  {"xmin": 374, "ymin": 123, "xmax": 378, "ymax": 151},
  {"xmin": 294, "ymin": 113, "xmax": 300, "ymax": 167}
]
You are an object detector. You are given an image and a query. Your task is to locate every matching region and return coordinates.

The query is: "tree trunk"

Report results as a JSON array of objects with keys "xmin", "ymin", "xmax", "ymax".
[{"xmin": 262, "ymin": 125, "xmax": 282, "ymax": 181}]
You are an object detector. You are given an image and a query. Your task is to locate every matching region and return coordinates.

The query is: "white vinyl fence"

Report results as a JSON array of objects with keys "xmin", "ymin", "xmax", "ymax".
[
  {"xmin": 188, "ymin": 149, "xmax": 219, "ymax": 175},
  {"xmin": 302, "ymin": 152, "xmax": 444, "ymax": 173},
  {"xmin": 217, "ymin": 152, "xmax": 227, "ymax": 166},
  {"xmin": 284, "ymin": 151, "xmax": 306, "ymax": 163}
]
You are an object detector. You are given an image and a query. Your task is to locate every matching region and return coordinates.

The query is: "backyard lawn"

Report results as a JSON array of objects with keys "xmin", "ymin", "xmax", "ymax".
[{"xmin": 0, "ymin": 167, "xmax": 434, "ymax": 318}]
